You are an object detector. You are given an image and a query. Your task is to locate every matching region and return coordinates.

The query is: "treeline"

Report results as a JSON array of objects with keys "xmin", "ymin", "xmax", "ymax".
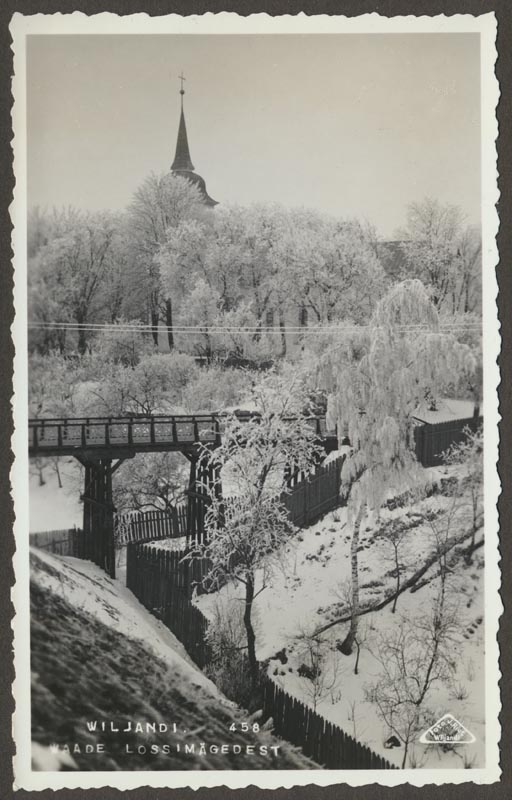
[{"xmin": 28, "ymin": 172, "xmax": 481, "ymax": 362}]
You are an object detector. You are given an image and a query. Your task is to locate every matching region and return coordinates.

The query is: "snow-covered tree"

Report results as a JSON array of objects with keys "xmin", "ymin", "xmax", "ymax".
[
  {"xmin": 179, "ymin": 365, "xmax": 252, "ymax": 414},
  {"xmin": 294, "ymin": 627, "xmax": 341, "ymax": 711},
  {"xmin": 324, "ymin": 279, "xmax": 476, "ymax": 654},
  {"xmin": 398, "ymin": 198, "xmax": 481, "ymax": 314},
  {"xmin": 29, "ymin": 210, "xmax": 119, "ymax": 354},
  {"xmin": 113, "ymin": 452, "xmax": 187, "ymax": 514},
  {"xmin": 82, "ymin": 352, "xmax": 198, "ymax": 416},
  {"xmin": 442, "ymin": 426, "xmax": 483, "ymax": 561},
  {"xmin": 175, "ymin": 279, "xmax": 222, "ymax": 359},
  {"xmin": 127, "ymin": 172, "xmax": 207, "ymax": 346},
  {"xmin": 29, "ymin": 352, "xmax": 84, "ymax": 417},
  {"xmin": 366, "ymin": 576, "xmax": 462, "ymax": 768},
  {"xmin": 188, "ymin": 370, "xmax": 323, "ymax": 686},
  {"xmin": 90, "ymin": 321, "xmax": 154, "ymax": 367}
]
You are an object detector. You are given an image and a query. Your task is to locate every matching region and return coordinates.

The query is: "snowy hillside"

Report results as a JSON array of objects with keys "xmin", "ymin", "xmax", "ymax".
[
  {"xmin": 196, "ymin": 469, "xmax": 485, "ymax": 770},
  {"xmin": 29, "ymin": 462, "xmax": 83, "ymax": 532},
  {"xmin": 30, "ymin": 549, "xmax": 314, "ymax": 771}
]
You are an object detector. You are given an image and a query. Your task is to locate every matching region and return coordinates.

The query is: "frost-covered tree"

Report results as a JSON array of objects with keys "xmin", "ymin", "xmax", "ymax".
[
  {"xmin": 82, "ymin": 352, "xmax": 198, "ymax": 416},
  {"xmin": 29, "ymin": 210, "xmax": 119, "ymax": 354},
  {"xmin": 188, "ymin": 370, "xmax": 322, "ymax": 686},
  {"xmin": 210, "ymin": 303, "xmax": 277, "ymax": 365},
  {"xmin": 294, "ymin": 627, "xmax": 341, "ymax": 711},
  {"xmin": 398, "ymin": 198, "xmax": 481, "ymax": 314},
  {"xmin": 90, "ymin": 321, "xmax": 154, "ymax": 367},
  {"xmin": 324, "ymin": 279, "xmax": 476, "ymax": 655},
  {"xmin": 366, "ymin": 579, "xmax": 462, "ymax": 767},
  {"xmin": 29, "ymin": 352, "xmax": 84, "ymax": 417},
  {"xmin": 441, "ymin": 426, "xmax": 483, "ymax": 562},
  {"xmin": 113, "ymin": 452, "xmax": 187, "ymax": 514},
  {"xmin": 175, "ymin": 279, "xmax": 222, "ymax": 359},
  {"xmin": 127, "ymin": 172, "xmax": 207, "ymax": 346}
]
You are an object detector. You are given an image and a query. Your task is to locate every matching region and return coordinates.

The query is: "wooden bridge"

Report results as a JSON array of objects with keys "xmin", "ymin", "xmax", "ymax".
[
  {"xmin": 29, "ymin": 413, "xmax": 336, "ymax": 458},
  {"xmin": 28, "ymin": 413, "xmax": 338, "ymax": 579}
]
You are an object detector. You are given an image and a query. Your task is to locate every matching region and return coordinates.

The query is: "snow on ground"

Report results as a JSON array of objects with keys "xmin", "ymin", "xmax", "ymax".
[
  {"xmin": 195, "ymin": 474, "xmax": 485, "ymax": 770},
  {"xmin": 29, "ymin": 459, "xmax": 82, "ymax": 532},
  {"xmin": 31, "ymin": 548, "xmax": 223, "ymax": 699},
  {"xmin": 145, "ymin": 537, "xmax": 188, "ymax": 552}
]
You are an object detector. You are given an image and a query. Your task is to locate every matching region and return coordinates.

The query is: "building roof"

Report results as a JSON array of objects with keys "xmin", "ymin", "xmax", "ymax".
[{"xmin": 172, "ymin": 170, "xmax": 218, "ymax": 208}]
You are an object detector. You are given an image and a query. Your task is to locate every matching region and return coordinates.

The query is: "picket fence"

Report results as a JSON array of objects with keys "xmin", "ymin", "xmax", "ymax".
[
  {"xmin": 116, "ymin": 504, "xmax": 188, "ymax": 545},
  {"xmin": 262, "ymin": 678, "xmax": 395, "ymax": 770},
  {"xmin": 126, "ymin": 541, "xmax": 396, "ymax": 770},
  {"xmin": 119, "ymin": 455, "xmax": 346, "ymax": 546},
  {"xmin": 413, "ymin": 415, "xmax": 482, "ymax": 467},
  {"xmin": 283, "ymin": 456, "xmax": 345, "ymax": 527},
  {"xmin": 29, "ymin": 528, "xmax": 86, "ymax": 558},
  {"xmin": 126, "ymin": 542, "xmax": 212, "ymax": 667}
]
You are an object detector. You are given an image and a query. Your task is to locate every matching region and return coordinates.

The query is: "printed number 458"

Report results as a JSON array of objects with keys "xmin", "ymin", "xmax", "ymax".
[{"xmin": 230, "ymin": 722, "xmax": 260, "ymax": 733}]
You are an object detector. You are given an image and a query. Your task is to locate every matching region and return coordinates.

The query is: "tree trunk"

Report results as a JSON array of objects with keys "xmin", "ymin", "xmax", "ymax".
[
  {"xmin": 54, "ymin": 460, "xmax": 63, "ymax": 489},
  {"xmin": 244, "ymin": 572, "xmax": 259, "ymax": 687},
  {"xmin": 401, "ymin": 740, "xmax": 409, "ymax": 769},
  {"xmin": 354, "ymin": 639, "xmax": 361, "ymax": 675},
  {"xmin": 77, "ymin": 322, "xmax": 87, "ymax": 356},
  {"xmin": 150, "ymin": 309, "xmax": 159, "ymax": 347},
  {"xmin": 165, "ymin": 297, "xmax": 174, "ymax": 351},
  {"xmin": 57, "ymin": 329, "xmax": 67, "ymax": 354},
  {"xmin": 37, "ymin": 462, "xmax": 45, "ymax": 486},
  {"xmin": 279, "ymin": 309, "xmax": 287, "ymax": 357},
  {"xmin": 339, "ymin": 504, "xmax": 365, "ymax": 655},
  {"xmin": 392, "ymin": 545, "xmax": 400, "ymax": 613}
]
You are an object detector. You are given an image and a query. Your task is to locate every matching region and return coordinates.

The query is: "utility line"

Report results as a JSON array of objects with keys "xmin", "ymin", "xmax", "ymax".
[{"xmin": 28, "ymin": 321, "xmax": 482, "ymax": 335}]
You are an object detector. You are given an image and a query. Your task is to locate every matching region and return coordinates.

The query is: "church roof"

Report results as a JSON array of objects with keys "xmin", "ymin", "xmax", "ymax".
[
  {"xmin": 172, "ymin": 170, "xmax": 218, "ymax": 207},
  {"xmin": 170, "ymin": 80, "xmax": 218, "ymax": 206}
]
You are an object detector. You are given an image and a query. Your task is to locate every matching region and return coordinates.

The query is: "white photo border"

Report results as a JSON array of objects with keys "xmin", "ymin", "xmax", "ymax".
[{"xmin": 10, "ymin": 10, "xmax": 501, "ymax": 791}]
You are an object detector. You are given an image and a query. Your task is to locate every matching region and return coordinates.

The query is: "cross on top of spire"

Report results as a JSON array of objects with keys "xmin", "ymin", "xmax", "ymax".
[{"xmin": 178, "ymin": 71, "xmax": 186, "ymax": 95}]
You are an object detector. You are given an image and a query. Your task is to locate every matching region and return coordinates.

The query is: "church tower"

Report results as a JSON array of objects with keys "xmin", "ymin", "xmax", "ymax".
[{"xmin": 171, "ymin": 74, "xmax": 218, "ymax": 207}]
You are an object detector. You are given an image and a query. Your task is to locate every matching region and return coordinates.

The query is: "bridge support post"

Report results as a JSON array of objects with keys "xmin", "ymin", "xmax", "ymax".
[
  {"xmin": 80, "ymin": 458, "xmax": 116, "ymax": 579},
  {"xmin": 185, "ymin": 450, "xmax": 223, "ymax": 546}
]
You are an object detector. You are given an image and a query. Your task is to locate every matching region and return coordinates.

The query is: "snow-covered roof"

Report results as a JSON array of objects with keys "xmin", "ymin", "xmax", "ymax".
[{"xmin": 413, "ymin": 398, "xmax": 480, "ymax": 425}]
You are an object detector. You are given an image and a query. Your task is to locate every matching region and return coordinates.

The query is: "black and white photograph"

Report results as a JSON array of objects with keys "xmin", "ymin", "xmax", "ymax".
[{"xmin": 10, "ymin": 11, "xmax": 501, "ymax": 791}]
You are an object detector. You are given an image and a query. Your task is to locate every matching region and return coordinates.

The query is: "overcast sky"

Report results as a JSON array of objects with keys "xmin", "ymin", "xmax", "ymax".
[{"xmin": 26, "ymin": 33, "xmax": 481, "ymax": 238}]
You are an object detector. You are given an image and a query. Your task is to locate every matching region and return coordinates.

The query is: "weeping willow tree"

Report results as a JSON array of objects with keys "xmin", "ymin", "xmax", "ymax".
[{"xmin": 323, "ymin": 279, "xmax": 477, "ymax": 655}]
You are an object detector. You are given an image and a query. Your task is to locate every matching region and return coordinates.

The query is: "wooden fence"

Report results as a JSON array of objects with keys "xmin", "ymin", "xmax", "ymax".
[
  {"xmin": 29, "ymin": 528, "xmax": 86, "ymax": 558},
  {"xmin": 262, "ymin": 678, "xmax": 395, "ymax": 770},
  {"xmin": 119, "ymin": 455, "xmax": 346, "ymax": 548},
  {"xmin": 115, "ymin": 504, "xmax": 188, "ymax": 545},
  {"xmin": 282, "ymin": 456, "xmax": 345, "ymax": 528},
  {"xmin": 413, "ymin": 415, "xmax": 482, "ymax": 467},
  {"xmin": 127, "ymin": 542, "xmax": 395, "ymax": 769},
  {"xmin": 126, "ymin": 542, "xmax": 212, "ymax": 667}
]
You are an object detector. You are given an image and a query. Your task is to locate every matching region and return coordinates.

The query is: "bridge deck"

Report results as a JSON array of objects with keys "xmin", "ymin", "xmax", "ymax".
[{"xmin": 29, "ymin": 414, "xmax": 337, "ymax": 457}]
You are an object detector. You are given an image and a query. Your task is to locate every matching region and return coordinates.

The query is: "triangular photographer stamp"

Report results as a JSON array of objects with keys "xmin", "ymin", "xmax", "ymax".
[{"xmin": 419, "ymin": 714, "xmax": 476, "ymax": 744}]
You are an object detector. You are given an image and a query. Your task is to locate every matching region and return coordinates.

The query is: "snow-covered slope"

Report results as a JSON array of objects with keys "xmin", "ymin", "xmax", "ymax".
[
  {"xmin": 196, "ymin": 474, "xmax": 485, "ymax": 770},
  {"xmin": 30, "ymin": 549, "xmax": 314, "ymax": 771},
  {"xmin": 29, "ymin": 460, "xmax": 82, "ymax": 532}
]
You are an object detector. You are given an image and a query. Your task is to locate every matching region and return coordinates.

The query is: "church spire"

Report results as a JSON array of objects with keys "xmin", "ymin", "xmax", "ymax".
[
  {"xmin": 171, "ymin": 73, "xmax": 195, "ymax": 171},
  {"xmin": 170, "ymin": 73, "xmax": 218, "ymax": 207}
]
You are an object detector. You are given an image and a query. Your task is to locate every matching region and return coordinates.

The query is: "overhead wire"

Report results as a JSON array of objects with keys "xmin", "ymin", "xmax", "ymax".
[{"xmin": 28, "ymin": 321, "xmax": 483, "ymax": 336}]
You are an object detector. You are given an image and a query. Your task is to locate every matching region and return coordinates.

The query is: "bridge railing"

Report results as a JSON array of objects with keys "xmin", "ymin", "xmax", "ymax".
[
  {"xmin": 29, "ymin": 414, "xmax": 222, "ymax": 452},
  {"xmin": 28, "ymin": 413, "xmax": 336, "ymax": 454}
]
